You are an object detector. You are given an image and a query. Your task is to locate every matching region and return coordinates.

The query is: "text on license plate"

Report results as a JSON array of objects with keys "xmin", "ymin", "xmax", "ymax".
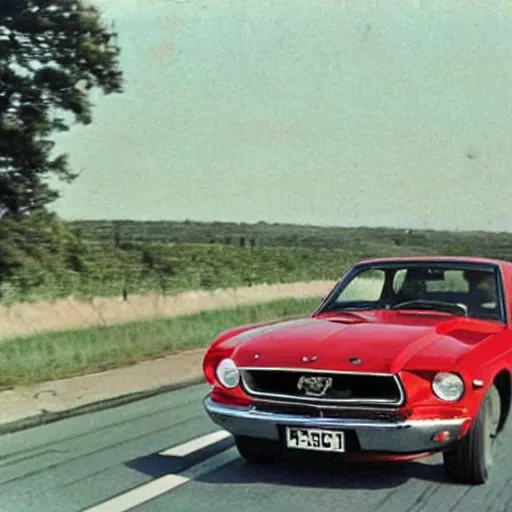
[{"xmin": 285, "ymin": 427, "xmax": 345, "ymax": 452}]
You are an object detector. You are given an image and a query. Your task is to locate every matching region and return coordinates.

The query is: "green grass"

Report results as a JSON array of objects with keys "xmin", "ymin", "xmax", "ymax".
[{"xmin": 0, "ymin": 296, "xmax": 323, "ymax": 389}]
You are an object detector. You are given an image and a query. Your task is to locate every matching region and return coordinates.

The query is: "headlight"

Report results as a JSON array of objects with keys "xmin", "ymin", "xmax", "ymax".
[
  {"xmin": 432, "ymin": 372, "xmax": 465, "ymax": 402},
  {"xmin": 216, "ymin": 358, "xmax": 240, "ymax": 388}
]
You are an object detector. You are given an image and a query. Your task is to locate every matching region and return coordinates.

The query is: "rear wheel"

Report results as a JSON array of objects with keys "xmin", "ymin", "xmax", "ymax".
[
  {"xmin": 443, "ymin": 385, "xmax": 501, "ymax": 484},
  {"xmin": 235, "ymin": 435, "xmax": 282, "ymax": 464}
]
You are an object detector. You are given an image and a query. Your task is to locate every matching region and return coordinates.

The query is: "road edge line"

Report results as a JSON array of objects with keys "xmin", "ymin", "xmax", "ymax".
[{"xmin": 0, "ymin": 375, "xmax": 206, "ymax": 436}]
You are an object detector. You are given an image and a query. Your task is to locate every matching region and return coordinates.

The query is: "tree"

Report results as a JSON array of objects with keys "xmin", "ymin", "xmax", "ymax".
[{"xmin": 0, "ymin": 0, "xmax": 123, "ymax": 219}]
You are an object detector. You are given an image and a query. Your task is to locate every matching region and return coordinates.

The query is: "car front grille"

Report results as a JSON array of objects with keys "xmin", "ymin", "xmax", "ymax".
[{"xmin": 240, "ymin": 368, "xmax": 405, "ymax": 406}]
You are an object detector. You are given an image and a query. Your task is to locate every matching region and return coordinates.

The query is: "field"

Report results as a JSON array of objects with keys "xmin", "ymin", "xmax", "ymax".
[
  {"xmin": 5, "ymin": 218, "xmax": 512, "ymax": 307},
  {"xmin": 1, "ymin": 241, "xmax": 358, "ymax": 306}
]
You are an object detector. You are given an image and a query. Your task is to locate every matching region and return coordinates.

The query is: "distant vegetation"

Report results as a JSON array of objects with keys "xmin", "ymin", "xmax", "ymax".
[
  {"xmin": 67, "ymin": 219, "xmax": 512, "ymax": 258},
  {"xmin": 0, "ymin": 235, "xmax": 352, "ymax": 305},
  {"xmin": 2, "ymin": 217, "xmax": 512, "ymax": 306}
]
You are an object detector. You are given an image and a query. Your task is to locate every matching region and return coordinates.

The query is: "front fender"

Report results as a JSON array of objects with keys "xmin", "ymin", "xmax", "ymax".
[{"xmin": 458, "ymin": 366, "xmax": 511, "ymax": 437}]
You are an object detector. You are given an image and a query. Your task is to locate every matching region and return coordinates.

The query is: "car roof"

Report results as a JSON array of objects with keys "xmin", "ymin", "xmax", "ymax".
[{"xmin": 355, "ymin": 255, "xmax": 511, "ymax": 267}]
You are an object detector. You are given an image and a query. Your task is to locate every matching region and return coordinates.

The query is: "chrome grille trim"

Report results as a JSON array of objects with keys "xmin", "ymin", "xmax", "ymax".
[
  {"xmin": 239, "ymin": 367, "xmax": 406, "ymax": 407},
  {"xmin": 251, "ymin": 396, "xmax": 401, "ymax": 411},
  {"xmin": 250, "ymin": 397, "xmax": 406, "ymax": 422}
]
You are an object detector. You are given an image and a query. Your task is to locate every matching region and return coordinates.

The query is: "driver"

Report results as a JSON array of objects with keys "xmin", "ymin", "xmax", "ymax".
[
  {"xmin": 395, "ymin": 271, "xmax": 426, "ymax": 302},
  {"xmin": 463, "ymin": 270, "xmax": 497, "ymax": 310}
]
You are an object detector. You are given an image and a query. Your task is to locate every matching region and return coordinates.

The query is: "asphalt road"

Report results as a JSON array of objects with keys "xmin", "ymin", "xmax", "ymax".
[{"xmin": 1, "ymin": 383, "xmax": 511, "ymax": 512}]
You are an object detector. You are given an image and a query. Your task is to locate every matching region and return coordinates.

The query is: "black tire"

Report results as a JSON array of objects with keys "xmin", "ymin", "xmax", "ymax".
[
  {"xmin": 443, "ymin": 385, "xmax": 501, "ymax": 484},
  {"xmin": 234, "ymin": 435, "xmax": 282, "ymax": 464}
]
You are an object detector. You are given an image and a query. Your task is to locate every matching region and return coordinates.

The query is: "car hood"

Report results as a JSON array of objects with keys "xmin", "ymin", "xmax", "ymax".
[{"xmin": 229, "ymin": 312, "xmax": 503, "ymax": 374}]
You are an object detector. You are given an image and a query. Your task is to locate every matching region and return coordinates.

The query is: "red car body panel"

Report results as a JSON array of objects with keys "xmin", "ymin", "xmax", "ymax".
[{"xmin": 202, "ymin": 256, "xmax": 512, "ymax": 462}]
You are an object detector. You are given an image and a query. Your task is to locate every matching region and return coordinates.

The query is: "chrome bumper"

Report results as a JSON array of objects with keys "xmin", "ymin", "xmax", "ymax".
[{"xmin": 203, "ymin": 396, "xmax": 469, "ymax": 453}]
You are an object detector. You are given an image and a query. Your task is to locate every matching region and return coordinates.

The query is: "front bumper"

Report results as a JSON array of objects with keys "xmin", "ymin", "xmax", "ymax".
[{"xmin": 204, "ymin": 396, "xmax": 469, "ymax": 453}]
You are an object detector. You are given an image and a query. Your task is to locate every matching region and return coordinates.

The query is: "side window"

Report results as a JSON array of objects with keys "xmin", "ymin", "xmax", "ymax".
[{"xmin": 392, "ymin": 269, "xmax": 407, "ymax": 294}]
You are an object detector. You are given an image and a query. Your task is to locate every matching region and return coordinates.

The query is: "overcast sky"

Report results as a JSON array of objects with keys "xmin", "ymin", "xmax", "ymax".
[{"xmin": 51, "ymin": 0, "xmax": 512, "ymax": 232}]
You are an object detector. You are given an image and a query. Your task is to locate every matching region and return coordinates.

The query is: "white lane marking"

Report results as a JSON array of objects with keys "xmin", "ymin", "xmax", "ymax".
[
  {"xmin": 83, "ymin": 474, "xmax": 190, "ymax": 512},
  {"xmin": 82, "ymin": 431, "xmax": 232, "ymax": 512},
  {"xmin": 82, "ymin": 446, "xmax": 237, "ymax": 512},
  {"xmin": 159, "ymin": 430, "xmax": 231, "ymax": 457}
]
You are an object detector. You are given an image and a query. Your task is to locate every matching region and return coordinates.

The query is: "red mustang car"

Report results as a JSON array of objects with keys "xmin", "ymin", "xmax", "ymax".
[{"xmin": 202, "ymin": 256, "xmax": 512, "ymax": 485}]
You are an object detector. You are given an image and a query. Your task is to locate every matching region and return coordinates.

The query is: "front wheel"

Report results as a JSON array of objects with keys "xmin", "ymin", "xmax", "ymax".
[
  {"xmin": 443, "ymin": 385, "xmax": 501, "ymax": 484},
  {"xmin": 235, "ymin": 435, "xmax": 282, "ymax": 464}
]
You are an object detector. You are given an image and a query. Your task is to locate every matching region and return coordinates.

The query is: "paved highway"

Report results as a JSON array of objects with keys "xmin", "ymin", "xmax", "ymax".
[{"xmin": 0, "ymin": 382, "xmax": 511, "ymax": 512}]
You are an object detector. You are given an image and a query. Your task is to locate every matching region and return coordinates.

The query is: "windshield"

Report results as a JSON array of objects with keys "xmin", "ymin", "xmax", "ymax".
[{"xmin": 317, "ymin": 262, "xmax": 505, "ymax": 323}]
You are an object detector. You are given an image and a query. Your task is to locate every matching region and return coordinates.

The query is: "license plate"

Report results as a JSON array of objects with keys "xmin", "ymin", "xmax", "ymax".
[{"xmin": 285, "ymin": 427, "xmax": 345, "ymax": 453}]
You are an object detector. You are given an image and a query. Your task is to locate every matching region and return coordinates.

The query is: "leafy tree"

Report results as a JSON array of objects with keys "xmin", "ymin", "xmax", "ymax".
[{"xmin": 0, "ymin": 0, "xmax": 123, "ymax": 219}]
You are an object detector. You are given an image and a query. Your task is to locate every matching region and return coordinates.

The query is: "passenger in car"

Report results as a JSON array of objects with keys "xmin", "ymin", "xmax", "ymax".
[{"xmin": 463, "ymin": 270, "xmax": 498, "ymax": 312}]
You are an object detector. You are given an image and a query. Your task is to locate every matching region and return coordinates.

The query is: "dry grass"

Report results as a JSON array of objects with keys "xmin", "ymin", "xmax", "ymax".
[{"xmin": 0, "ymin": 280, "xmax": 336, "ymax": 340}]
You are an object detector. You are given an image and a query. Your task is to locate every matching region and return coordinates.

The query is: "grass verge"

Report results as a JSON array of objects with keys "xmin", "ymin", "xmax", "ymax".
[{"xmin": 0, "ymin": 296, "xmax": 323, "ymax": 389}]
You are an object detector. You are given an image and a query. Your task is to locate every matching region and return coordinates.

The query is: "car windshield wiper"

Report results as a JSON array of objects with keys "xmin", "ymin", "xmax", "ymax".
[
  {"xmin": 325, "ymin": 302, "xmax": 383, "ymax": 313},
  {"xmin": 390, "ymin": 299, "xmax": 467, "ymax": 317}
]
